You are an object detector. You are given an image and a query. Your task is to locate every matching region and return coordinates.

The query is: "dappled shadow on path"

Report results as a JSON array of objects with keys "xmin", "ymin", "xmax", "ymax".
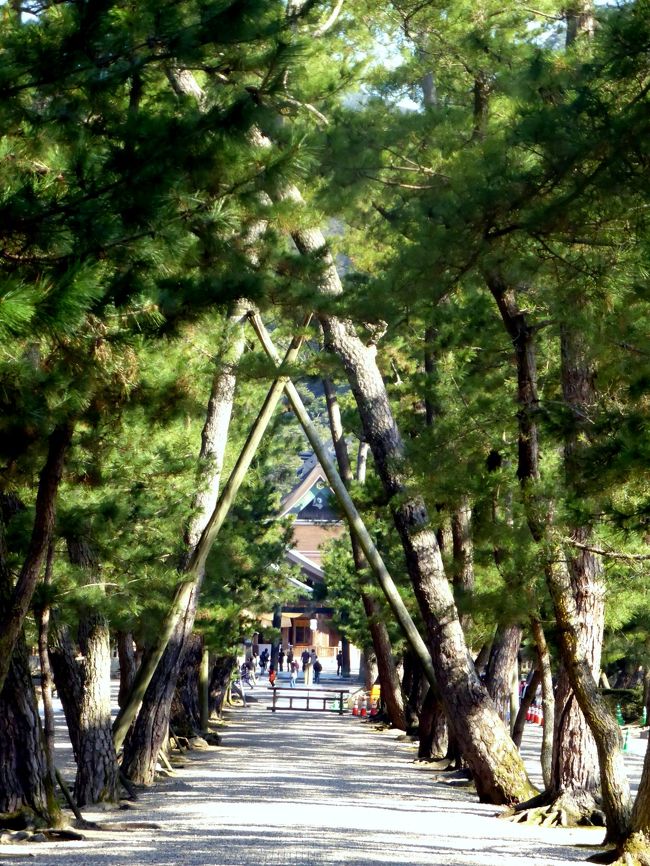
[{"xmin": 2, "ymin": 685, "xmax": 608, "ymax": 866}]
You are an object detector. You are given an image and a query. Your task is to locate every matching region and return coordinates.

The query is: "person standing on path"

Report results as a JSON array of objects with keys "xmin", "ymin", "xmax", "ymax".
[
  {"xmin": 336, "ymin": 650, "xmax": 343, "ymax": 676},
  {"xmin": 313, "ymin": 657, "xmax": 322, "ymax": 684},
  {"xmin": 278, "ymin": 647, "xmax": 285, "ymax": 672},
  {"xmin": 287, "ymin": 645, "xmax": 294, "ymax": 672},
  {"xmin": 303, "ymin": 655, "xmax": 313, "ymax": 686},
  {"xmin": 290, "ymin": 660, "xmax": 298, "ymax": 688}
]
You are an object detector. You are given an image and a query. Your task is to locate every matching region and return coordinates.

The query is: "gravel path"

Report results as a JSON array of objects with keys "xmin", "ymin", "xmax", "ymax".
[{"xmin": 2, "ymin": 673, "xmax": 641, "ymax": 866}]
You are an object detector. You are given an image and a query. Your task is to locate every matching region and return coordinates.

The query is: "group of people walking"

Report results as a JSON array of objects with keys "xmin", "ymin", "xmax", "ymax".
[
  {"xmin": 242, "ymin": 646, "xmax": 336, "ymax": 689},
  {"xmin": 240, "ymin": 646, "xmax": 348, "ymax": 692}
]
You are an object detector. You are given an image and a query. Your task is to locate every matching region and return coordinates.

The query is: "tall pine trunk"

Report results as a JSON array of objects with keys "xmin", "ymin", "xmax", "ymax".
[
  {"xmin": 451, "ymin": 499, "xmax": 474, "ymax": 634},
  {"xmin": 488, "ymin": 273, "xmax": 630, "ymax": 840},
  {"xmin": 485, "ymin": 624, "xmax": 522, "ymax": 727},
  {"xmin": 74, "ymin": 611, "xmax": 120, "ymax": 805},
  {"xmin": 48, "ymin": 623, "xmax": 84, "ymax": 761},
  {"xmin": 65, "ymin": 536, "xmax": 119, "ymax": 806},
  {"xmin": 531, "ymin": 617, "xmax": 554, "ymax": 789},
  {"xmin": 0, "ymin": 504, "xmax": 60, "ymax": 826},
  {"xmin": 117, "ymin": 631, "xmax": 137, "ymax": 709},
  {"xmin": 171, "ymin": 633, "xmax": 203, "ymax": 737},
  {"xmin": 546, "ymin": 324, "xmax": 604, "ymax": 798},
  {"xmin": 35, "ymin": 542, "xmax": 56, "ymax": 788},
  {"xmin": 0, "ymin": 637, "xmax": 60, "ymax": 826}
]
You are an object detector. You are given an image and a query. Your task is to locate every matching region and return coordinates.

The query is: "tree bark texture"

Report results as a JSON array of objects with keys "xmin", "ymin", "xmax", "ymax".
[
  {"xmin": 208, "ymin": 655, "xmax": 237, "ymax": 719},
  {"xmin": 512, "ymin": 668, "xmax": 541, "ymax": 750},
  {"xmin": 65, "ymin": 535, "xmax": 120, "ymax": 806},
  {"xmin": 48, "ymin": 623, "xmax": 84, "ymax": 762},
  {"xmin": 0, "ymin": 422, "xmax": 72, "ymax": 694},
  {"xmin": 551, "ymin": 664, "xmax": 599, "ymax": 795},
  {"xmin": 485, "ymin": 624, "xmax": 522, "ymax": 726},
  {"xmin": 183, "ymin": 302, "xmax": 249, "ymax": 553},
  {"xmin": 451, "ymin": 499, "xmax": 474, "ymax": 634},
  {"xmin": 361, "ymin": 590, "xmax": 407, "ymax": 730},
  {"xmin": 36, "ymin": 542, "xmax": 56, "ymax": 786},
  {"xmin": 171, "ymin": 632, "xmax": 203, "ymax": 737},
  {"xmin": 418, "ymin": 687, "xmax": 449, "ymax": 760},
  {"xmin": 75, "ymin": 610, "xmax": 120, "ymax": 805},
  {"xmin": 401, "ymin": 648, "xmax": 424, "ymax": 733},
  {"xmin": 361, "ymin": 649, "xmax": 379, "ymax": 692},
  {"xmin": 122, "ymin": 582, "xmax": 199, "ymax": 784},
  {"xmin": 0, "ymin": 637, "xmax": 59, "ymax": 824},
  {"xmin": 117, "ymin": 631, "xmax": 137, "ymax": 710}
]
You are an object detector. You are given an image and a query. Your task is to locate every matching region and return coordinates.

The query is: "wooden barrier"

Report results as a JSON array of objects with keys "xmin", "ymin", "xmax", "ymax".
[{"xmin": 268, "ymin": 687, "xmax": 349, "ymax": 715}]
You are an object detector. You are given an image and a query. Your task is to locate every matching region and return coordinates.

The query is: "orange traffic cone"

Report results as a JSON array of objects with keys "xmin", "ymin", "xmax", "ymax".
[
  {"xmin": 360, "ymin": 696, "xmax": 368, "ymax": 717},
  {"xmin": 537, "ymin": 708, "xmax": 544, "ymax": 725},
  {"xmin": 370, "ymin": 699, "xmax": 378, "ymax": 717}
]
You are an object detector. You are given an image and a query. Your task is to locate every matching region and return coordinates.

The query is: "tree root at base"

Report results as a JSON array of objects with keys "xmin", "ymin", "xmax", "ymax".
[
  {"xmin": 500, "ymin": 789, "xmax": 606, "ymax": 829},
  {"xmin": 586, "ymin": 834, "xmax": 650, "ymax": 866}
]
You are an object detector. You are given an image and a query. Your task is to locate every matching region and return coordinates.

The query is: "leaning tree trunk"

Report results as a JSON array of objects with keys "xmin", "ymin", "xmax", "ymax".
[
  {"xmin": 0, "ymin": 636, "xmax": 60, "ymax": 827},
  {"xmin": 122, "ymin": 583, "xmax": 199, "ymax": 784},
  {"xmin": 0, "ymin": 422, "xmax": 72, "ymax": 694},
  {"xmin": 120, "ymin": 303, "xmax": 248, "ymax": 783}
]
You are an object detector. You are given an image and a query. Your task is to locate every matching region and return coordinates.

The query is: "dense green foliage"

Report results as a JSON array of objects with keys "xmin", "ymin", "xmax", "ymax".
[{"xmin": 0, "ymin": 0, "xmax": 648, "ymax": 737}]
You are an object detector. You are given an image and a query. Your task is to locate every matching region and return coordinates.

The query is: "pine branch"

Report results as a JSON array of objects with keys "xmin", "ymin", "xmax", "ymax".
[
  {"xmin": 313, "ymin": 0, "xmax": 345, "ymax": 38},
  {"xmin": 563, "ymin": 538, "xmax": 650, "ymax": 561},
  {"xmin": 279, "ymin": 96, "xmax": 330, "ymax": 126}
]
